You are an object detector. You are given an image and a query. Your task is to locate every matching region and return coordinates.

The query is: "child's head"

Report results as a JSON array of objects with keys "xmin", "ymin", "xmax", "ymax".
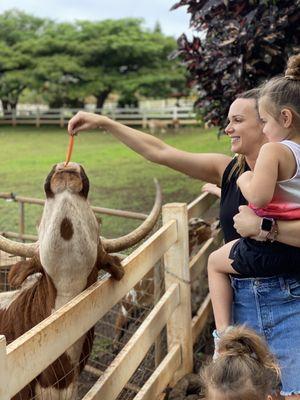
[
  {"xmin": 200, "ymin": 325, "xmax": 280, "ymax": 400},
  {"xmin": 258, "ymin": 54, "xmax": 300, "ymax": 142}
]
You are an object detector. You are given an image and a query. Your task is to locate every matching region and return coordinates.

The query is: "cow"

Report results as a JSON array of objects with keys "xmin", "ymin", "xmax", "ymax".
[
  {"xmin": 147, "ymin": 119, "xmax": 180, "ymax": 135},
  {"xmin": 0, "ymin": 162, "xmax": 161, "ymax": 400},
  {"xmin": 188, "ymin": 217, "xmax": 213, "ymax": 256}
]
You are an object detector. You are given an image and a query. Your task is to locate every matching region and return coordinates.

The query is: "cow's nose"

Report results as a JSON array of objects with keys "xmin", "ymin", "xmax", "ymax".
[{"xmin": 57, "ymin": 162, "xmax": 77, "ymax": 172}]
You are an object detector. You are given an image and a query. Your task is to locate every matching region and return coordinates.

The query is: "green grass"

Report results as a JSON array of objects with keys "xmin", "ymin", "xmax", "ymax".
[{"xmin": 0, "ymin": 125, "xmax": 230, "ymax": 238}]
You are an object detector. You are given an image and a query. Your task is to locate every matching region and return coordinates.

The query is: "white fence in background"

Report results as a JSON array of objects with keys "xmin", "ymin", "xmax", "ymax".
[{"xmin": 0, "ymin": 106, "xmax": 198, "ymax": 127}]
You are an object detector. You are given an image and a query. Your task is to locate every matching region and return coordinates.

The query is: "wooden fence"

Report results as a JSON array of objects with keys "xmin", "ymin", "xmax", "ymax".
[
  {"xmin": 0, "ymin": 192, "xmax": 222, "ymax": 399},
  {"xmin": 0, "ymin": 106, "xmax": 197, "ymax": 127}
]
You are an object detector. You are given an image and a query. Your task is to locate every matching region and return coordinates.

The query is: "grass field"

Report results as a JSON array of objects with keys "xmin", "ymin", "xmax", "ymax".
[{"xmin": 0, "ymin": 125, "xmax": 230, "ymax": 238}]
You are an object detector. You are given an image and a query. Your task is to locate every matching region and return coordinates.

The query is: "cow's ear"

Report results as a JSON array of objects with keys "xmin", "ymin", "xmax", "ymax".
[
  {"xmin": 97, "ymin": 251, "xmax": 124, "ymax": 281},
  {"xmin": 8, "ymin": 257, "xmax": 43, "ymax": 288},
  {"xmin": 44, "ymin": 164, "xmax": 57, "ymax": 198}
]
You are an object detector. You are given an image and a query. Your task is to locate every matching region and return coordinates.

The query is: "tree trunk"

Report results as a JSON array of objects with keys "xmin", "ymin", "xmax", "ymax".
[
  {"xmin": 1, "ymin": 100, "xmax": 9, "ymax": 116},
  {"xmin": 96, "ymin": 89, "xmax": 111, "ymax": 111},
  {"xmin": 9, "ymin": 100, "xmax": 17, "ymax": 112},
  {"xmin": 1, "ymin": 99, "xmax": 17, "ymax": 117}
]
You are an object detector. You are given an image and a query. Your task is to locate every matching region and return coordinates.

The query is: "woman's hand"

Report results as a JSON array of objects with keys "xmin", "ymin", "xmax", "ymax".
[
  {"xmin": 68, "ymin": 111, "xmax": 108, "ymax": 135},
  {"xmin": 233, "ymin": 205, "xmax": 261, "ymax": 238}
]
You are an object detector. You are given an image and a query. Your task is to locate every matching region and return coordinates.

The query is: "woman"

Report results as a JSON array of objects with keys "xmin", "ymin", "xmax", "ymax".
[
  {"xmin": 209, "ymin": 55, "xmax": 300, "ymax": 360},
  {"xmin": 68, "ymin": 90, "xmax": 300, "ymax": 399}
]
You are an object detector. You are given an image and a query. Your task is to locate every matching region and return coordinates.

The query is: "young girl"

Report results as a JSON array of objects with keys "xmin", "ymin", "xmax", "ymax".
[
  {"xmin": 200, "ymin": 325, "xmax": 280, "ymax": 400},
  {"xmin": 208, "ymin": 54, "xmax": 300, "ymax": 344}
]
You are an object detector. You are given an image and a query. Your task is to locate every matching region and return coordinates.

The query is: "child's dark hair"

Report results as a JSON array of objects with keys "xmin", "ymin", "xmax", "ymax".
[
  {"xmin": 259, "ymin": 54, "xmax": 300, "ymax": 127},
  {"xmin": 200, "ymin": 325, "xmax": 280, "ymax": 400}
]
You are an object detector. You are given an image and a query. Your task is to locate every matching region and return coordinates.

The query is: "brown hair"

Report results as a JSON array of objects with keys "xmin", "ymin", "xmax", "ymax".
[
  {"xmin": 228, "ymin": 89, "xmax": 261, "ymax": 180},
  {"xmin": 259, "ymin": 54, "xmax": 300, "ymax": 127},
  {"xmin": 200, "ymin": 326, "xmax": 280, "ymax": 400}
]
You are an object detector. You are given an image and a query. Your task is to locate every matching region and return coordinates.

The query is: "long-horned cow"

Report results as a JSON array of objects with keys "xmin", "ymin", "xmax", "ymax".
[{"xmin": 0, "ymin": 162, "xmax": 161, "ymax": 400}]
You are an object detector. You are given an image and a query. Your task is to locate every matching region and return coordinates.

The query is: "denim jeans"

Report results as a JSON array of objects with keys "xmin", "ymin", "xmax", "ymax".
[{"xmin": 231, "ymin": 275, "xmax": 300, "ymax": 396}]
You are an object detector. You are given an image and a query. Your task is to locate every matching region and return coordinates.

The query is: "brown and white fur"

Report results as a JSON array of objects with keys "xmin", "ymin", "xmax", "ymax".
[{"xmin": 0, "ymin": 162, "xmax": 124, "ymax": 400}]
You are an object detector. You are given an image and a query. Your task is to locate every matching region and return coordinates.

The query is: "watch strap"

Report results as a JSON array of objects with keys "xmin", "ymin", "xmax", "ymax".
[{"xmin": 257, "ymin": 218, "xmax": 275, "ymax": 241}]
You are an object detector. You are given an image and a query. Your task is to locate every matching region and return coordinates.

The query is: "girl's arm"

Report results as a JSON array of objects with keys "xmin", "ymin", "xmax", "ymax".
[
  {"xmin": 67, "ymin": 111, "xmax": 231, "ymax": 185},
  {"xmin": 234, "ymin": 205, "xmax": 300, "ymax": 248},
  {"xmin": 201, "ymin": 183, "xmax": 221, "ymax": 198},
  {"xmin": 237, "ymin": 143, "xmax": 282, "ymax": 208}
]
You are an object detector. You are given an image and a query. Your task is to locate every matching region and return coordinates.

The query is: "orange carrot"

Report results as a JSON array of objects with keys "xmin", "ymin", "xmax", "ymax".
[{"xmin": 65, "ymin": 135, "xmax": 75, "ymax": 166}]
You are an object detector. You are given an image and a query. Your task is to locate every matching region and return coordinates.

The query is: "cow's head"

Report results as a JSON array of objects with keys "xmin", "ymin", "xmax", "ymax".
[{"xmin": 44, "ymin": 162, "xmax": 89, "ymax": 199}]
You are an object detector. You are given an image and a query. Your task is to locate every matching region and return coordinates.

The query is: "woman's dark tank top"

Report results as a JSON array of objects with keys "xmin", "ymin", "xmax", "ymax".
[{"xmin": 220, "ymin": 158, "xmax": 249, "ymax": 243}]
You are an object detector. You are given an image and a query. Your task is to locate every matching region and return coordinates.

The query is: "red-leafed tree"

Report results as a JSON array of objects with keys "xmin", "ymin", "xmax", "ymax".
[{"xmin": 171, "ymin": 0, "xmax": 300, "ymax": 129}]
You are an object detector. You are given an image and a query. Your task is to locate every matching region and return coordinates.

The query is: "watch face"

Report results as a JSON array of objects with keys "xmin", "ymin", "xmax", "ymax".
[{"xmin": 261, "ymin": 218, "xmax": 273, "ymax": 231}]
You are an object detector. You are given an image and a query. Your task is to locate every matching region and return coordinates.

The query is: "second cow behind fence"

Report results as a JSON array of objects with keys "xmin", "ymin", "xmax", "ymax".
[
  {"xmin": 147, "ymin": 119, "xmax": 181, "ymax": 135},
  {"xmin": 0, "ymin": 162, "xmax": 161, "ymax": 400}
]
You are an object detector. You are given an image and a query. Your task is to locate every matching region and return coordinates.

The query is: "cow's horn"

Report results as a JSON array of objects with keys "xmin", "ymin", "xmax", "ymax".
[
  {"xmin": 0, "ymin": 235, "xmax": 38, "ymax": 258},
  {"xmin": 101, "ymin": 179, "xmax": 162, "ymax": 253}
]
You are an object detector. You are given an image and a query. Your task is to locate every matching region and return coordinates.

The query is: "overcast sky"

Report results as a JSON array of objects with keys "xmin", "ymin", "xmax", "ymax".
[{"xmin": 0, "ymin": 0, "xmax": 194, "ymax": 38}]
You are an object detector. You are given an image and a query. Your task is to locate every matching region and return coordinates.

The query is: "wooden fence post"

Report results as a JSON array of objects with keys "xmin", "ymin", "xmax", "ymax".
[
  {"xmin": 162, "ymin": 203, "xmax": 193, "ymax": 383},
  {"xmin": 36, "ymin": 107, "xmax": 40, "ymax": 127},
  {"xmin": 154, "ymin": 260, "xmax": 165, "ymax": 367},
  {"xmin": 142, "ymin": 111, "xmax": 147, "ymax": 129},
  {"xmin": 12, "ymin": 110, "xmax": 17, "ymax": 127},
  {"xmin": 60, "ymin": 108, "xmax": 64, "ymax": 127},
  {"xmin": 19, "ymin": 201, "xmax": 25, "ymax": 243},
  {"xmin": 0, "ymin": 335, "xmax": 9, "ymax": 400},
  {"xmin": 172, "ymin": 106, "xmax": 178, "ymax": 121}
]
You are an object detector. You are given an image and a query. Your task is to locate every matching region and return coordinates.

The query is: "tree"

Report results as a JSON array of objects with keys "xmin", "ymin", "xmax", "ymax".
[
  {"xmin": 0, "ymin": 10, "xmax": 48, "ymax": 113},
  {"xmin": 0, "ymin": 13, "xmax": 189, "ymax": 110},
  {"xmin": 30, "ymin": 22, "xmax": 85, "ymax": 108},
  {"xmin": 171, "ymin": 0, "xmax": 300, "ymax": 128},
  {"xmin": 76, "ymin": 19, "xmax": 187, "ymax": 108}
]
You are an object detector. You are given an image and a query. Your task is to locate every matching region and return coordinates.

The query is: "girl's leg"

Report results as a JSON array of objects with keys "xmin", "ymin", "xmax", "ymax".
[{"xmin": 208, "ymin": 239, "xmax": 239, "ymax": 332}]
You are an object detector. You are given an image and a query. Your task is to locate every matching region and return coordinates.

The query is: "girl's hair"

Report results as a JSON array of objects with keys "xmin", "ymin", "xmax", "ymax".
[
  {"xmin": 200, "ymin": 326, "xmax": 280, "ymax": 400},
  {"xmin": 227, "ymin": 89, "xmax": 261, "ymax": 181},
  {"xmin": 259, "ymin": 54, "xmax": 300, "ymax": 127}
]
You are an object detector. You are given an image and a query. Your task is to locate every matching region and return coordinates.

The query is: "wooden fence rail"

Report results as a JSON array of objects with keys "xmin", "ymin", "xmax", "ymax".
[
  {"xmin": 0, "ymin": 192, "xmax": 221, "ymax": 399},
  {"xmin": 0, "ymin": 106, "xmax": 198, "ymax": 127}
]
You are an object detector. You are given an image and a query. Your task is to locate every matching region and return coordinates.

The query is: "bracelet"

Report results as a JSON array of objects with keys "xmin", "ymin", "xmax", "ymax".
[{"xmin": 266, "ymin": 220, "xmax": 279, "ymax": 242}]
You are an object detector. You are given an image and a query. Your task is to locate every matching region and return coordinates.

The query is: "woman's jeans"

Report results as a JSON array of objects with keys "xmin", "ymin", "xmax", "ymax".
[{"xmin": 232, "ymin": 275, "xmax": 300, "ymax": 396}]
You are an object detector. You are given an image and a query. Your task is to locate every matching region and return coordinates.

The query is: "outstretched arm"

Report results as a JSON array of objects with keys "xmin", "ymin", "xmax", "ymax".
[{"xmin": 68, "ymin": 111, "xmax": 231, "ymax": 185}]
